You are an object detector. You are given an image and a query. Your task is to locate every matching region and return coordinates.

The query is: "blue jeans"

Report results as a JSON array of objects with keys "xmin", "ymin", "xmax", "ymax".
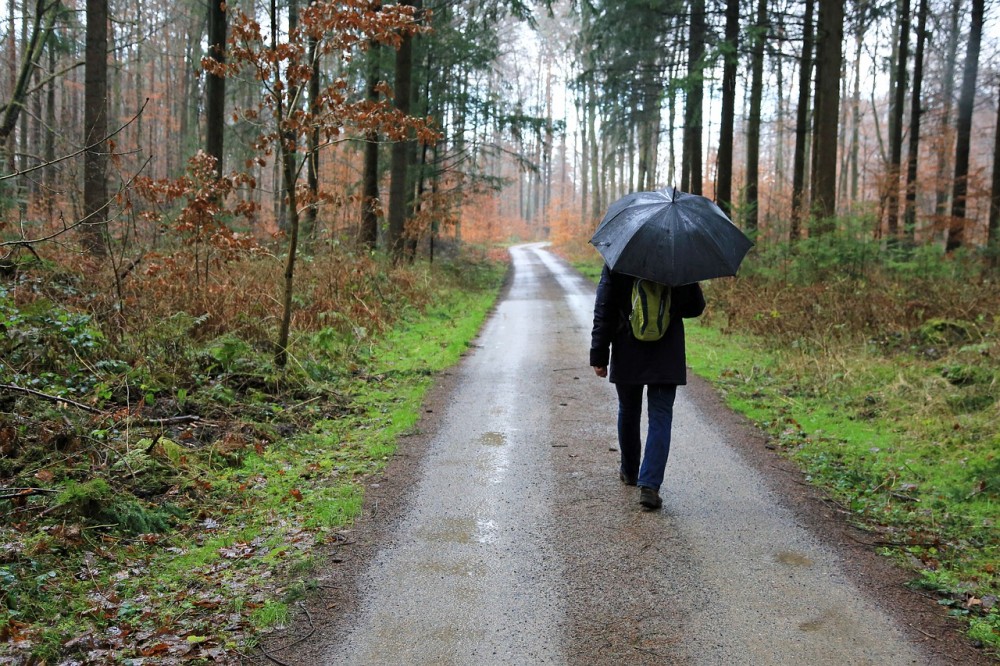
[{"xmin": 616, "ymin": 383, "xmax": 677, "ymax": 491}]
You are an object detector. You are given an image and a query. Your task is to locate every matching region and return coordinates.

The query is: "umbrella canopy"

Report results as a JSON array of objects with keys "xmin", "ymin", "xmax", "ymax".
[{"xmin": 590, "ymin": 187, "xmax": 753, "ymax": 286}]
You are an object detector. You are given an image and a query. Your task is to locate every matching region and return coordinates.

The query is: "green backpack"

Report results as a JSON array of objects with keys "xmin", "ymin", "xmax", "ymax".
[{"xmin": 630, "ymin": 279, "xmax": 671, "ymax": 342}]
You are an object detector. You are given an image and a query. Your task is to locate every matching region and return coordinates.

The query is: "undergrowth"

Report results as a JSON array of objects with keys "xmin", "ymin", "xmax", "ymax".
[
  {"xmin": 561, "ymin": 230, "xmax": 1000, "ymax": 656},
  {"xmin": 0, "ymin": 244, "xmax": 507, "ymax": 663}
]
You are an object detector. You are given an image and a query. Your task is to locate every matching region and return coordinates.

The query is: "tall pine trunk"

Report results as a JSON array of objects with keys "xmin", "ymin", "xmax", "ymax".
[
  {"xmin": 82, "ymin": 0, "xmax": 109, "ymax": 256},
  {"xmin": 745, "ymin": 0, "xmax": 768, "ymax": 233},
  {"xmin": 790, "ymin": 0, "xmax": 814, "ymax": 240},
  {"xmin": 935, "ymin": 0, "xmax": 961, "ymax": 224},
  {"xmin": 716, "ymin": 0, "xmax": 739, "ymax": 215},
  {"xmin": 810, "ymin": 0, "xmax": 842, "ymax": 231},
  {"xmin": 947, "ymin": 0, "xmax": 984, "ymax": 252},
  {"xmin": 987, "ymin": 86, "xmax": 1000, "ymax": 260},
  {"xmin": 360, "ymin": 39, "xmax": 381, "ymax": 249},
  {"xmin": 683, "ymin": 0, "xmax": 705, "ymax": 195},
  {"xmin": 205, "ymin": 0, "xmax": 226, "ymax": 178},
  {"xmin": 884, "ymin": 0, "xmax": 910, "ymax": 242},
  {"xmin": 387, "ymin": 1, "xmax": 415, "ymax": 261},
  {"xmin": 903, "ymin": 0, "xmax": 928, "ymax": 243}
]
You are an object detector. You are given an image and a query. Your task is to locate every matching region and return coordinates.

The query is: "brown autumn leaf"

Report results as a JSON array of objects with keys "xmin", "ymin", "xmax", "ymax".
[
  {"xmin": 290, "ymin": 488, "xmax": 303, "ymax": 501},
  {"xmin": 34, "ymin": 469, "xmax": 55, "ymax": 483}
]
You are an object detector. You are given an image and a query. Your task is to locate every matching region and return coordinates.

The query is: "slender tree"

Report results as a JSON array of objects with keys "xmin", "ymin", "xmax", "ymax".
[
  {"xmin": 716, "ymin": 0, "xmax": 740, "ymax": 214},
  {"xmin": 683, "ymin": 0, "xmax": 705, "ymax": 195},
  {"xmin": 790, "ymin": 0, "xmax": 814, "ymax": 240},
  {"xmin": 884, "ymin": 0, "xmax": 910, "ymax": 242},
  {"xmin": 305, "ymin": 32, "xmax": 320, "ymax": 237},
  {"xmin": 810, "ymin": 0, "xmax": 842, "ymax": 230},
  {"xmin": 387, "ymin": 0, "xmax": 416, "ymax": 261},
  {"xmin": 360, "ymin": 40, "xmax": 381, "ymax": 250},
  {"xmin": 82, "ymin": 0, "xmax": 109, "ymax": 256},
  {"xmin": 989, "ymin": 86, "xmax": 1000, "ymax": 259},
  {"xmin": 745, "ymin": 0, "xmax": 768, "ymax": 233},
  {"xmin": 935, "ymin": 0, "xmax": 962, "ymax": 223},
  {"xmin": 947, "ymin": 0, "xmax": 984, "ymax": 252},
  {"xmin": 205, "ymin": 0, "xmax": 227, "ymax": 178},
  {"xmin": 903, "ymin": 0, "xmax": 928, "ymax": 243}
]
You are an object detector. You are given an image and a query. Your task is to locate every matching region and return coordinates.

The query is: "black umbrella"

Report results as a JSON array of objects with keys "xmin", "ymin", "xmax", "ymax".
[{"xmin": 590, "ymin": 187, "xmax": 754, "ymax": 286}]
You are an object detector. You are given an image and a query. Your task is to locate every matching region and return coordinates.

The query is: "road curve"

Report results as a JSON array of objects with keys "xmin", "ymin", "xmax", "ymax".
[{"xmin": 318, "ymin": 243, "xmax": 958, "ymax": 665}]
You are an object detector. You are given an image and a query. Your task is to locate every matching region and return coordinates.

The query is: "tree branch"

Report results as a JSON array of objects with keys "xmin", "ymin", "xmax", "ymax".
[
  {"xmin": 0, "ymin": 384, "xmax": 201, "ymax": 427},
  {"xmin": 0, "ymin": 383, "xmax": 104, "ymax": 414},
  {"xmin": 0, "ymin": 99, "xmax": 148, "ymax": 183}
]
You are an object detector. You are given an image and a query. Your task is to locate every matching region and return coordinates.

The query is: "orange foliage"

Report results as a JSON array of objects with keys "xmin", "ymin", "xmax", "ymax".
[
  {"xmin": 547, "ymin": 194, "xmax": 601, "ymax": 263},
  {"xmin": 457, "ymin": 191, "xmax": 537, "ymax": 245}
]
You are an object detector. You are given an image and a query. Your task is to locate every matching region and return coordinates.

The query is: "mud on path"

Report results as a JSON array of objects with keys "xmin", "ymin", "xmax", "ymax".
[{"xmin": 250, "ymin": 244, "xmax": 991, "ymax": 665}]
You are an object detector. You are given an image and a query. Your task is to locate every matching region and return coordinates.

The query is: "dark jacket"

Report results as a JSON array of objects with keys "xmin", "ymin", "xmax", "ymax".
[{"xmin": 590, "ymin": 265, "xmax": 706, "ymax": 385}]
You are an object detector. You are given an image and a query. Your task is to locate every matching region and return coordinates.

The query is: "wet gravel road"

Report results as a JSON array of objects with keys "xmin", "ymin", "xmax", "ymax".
[{"xmin": 299, "ymin": 243, "xmax": 986, "ymax": 665}]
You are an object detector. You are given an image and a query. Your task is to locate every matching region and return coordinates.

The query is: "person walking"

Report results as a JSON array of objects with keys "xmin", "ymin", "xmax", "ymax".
[{"xmin": 590, "ymin": 266, "xmax": 706, "ymax": 510}]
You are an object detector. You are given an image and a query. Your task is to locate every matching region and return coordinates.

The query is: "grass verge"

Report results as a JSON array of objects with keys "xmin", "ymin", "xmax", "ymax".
[{"xmin": 0, "ymin": 252, "xmax": 506, "ymax": 663}]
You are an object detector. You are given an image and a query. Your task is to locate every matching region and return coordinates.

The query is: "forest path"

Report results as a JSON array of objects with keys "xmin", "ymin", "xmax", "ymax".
[{"xmin": 300, "ymin": 243, "xmax": 972, "ymax": 665}]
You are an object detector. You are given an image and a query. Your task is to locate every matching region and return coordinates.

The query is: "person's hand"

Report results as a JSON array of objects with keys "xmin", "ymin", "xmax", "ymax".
[{"xmin": 593, "ymin": 366, "xmax": 607, "ymax": 378}]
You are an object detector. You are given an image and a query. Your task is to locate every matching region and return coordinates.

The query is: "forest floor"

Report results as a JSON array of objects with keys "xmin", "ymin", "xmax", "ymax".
[{"xmin": 0, "ymin": 245, "xmax": 507, "ymax": 663}]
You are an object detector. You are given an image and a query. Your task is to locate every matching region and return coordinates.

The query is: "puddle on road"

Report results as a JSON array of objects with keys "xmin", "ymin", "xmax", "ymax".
[
  {"xmin": 775, "ymin": 551, "xmax": 814, "ymax": 567},
  {"xmin": 475, "ymin": 431, "xmax": 509, "ymax": 484},
  {"xmin": 418, "ymin": 516, "xmax": 499, "ymax": 545},
  {"xmin": 479, "ymin": 431, "xmax": 506, "ymax": 446}
]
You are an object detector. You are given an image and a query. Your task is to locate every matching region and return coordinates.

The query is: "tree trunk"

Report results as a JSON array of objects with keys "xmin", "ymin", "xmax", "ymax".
[
  {"xmin": 305, "ymin": 33, "xmax": 320, "ymax": 239},
  {"xmin": 205, "ymin": 0, "xmax": 226, "ymax": 178},
  {"xmin": 716, "ymin": 0, "xmax": 739, "ymax": 215},
  {"xmin": 903, "ymin": 0, "xmax": 927, "ymax": 243},
  {"xmin": 884, "ymin": 0, "xmax": 910, "ymax": 242},
  {"xmin": 387, "ymin": 1, "xmax": 415, "ymax": 261},
  {"xmin": 82, "ymin": 0, "xmax": 109, "ymax": 256},
  {"xmin": 809, "ymin": 0, "xmax": 842, "ymax": 231},
  {"xmin": 579, "ymin": 96, "xmax": 589, "ymax": 228},
  {"xmin": 790, "ymin": 0, "xmax": 814, "ymax": 240},
  {"xmin": 987, "ymin": 86, "xmax": 1000, "ymax": 259},
  {"xmin": 588, "ymin": 78, "xmax": 600, "ymax": 222},
  {"xmin": 746, "ymin": 0, "xmax": 767, "ymax": 233},
  {"xmin": 360, "ymin": 40, "xmax": 380, "ymax": 249},
  {"xmin": 849, "ymin": 2, "xmax": 866, "ymax": 205},
  {"xmin": 4, "ymin": 0, "xmax": 16, "ymax": 185},
  {"xmin": 275, "ymin": 0, "xmax": 300, "ymax": 368},
  {"xmin": 684, "ymin": 0, "xmax": 705, "ymax": 195},
  {"xmin": 946, "ymin": 0, "xmax": 983, "ymax": 252},
  {"xmin": 44, "ymin": 44, "xmax": 55, "ymax": 220},
  {"xmin": 935, "ymin": 0, "xmax": 961, "ymax": 223},
  {"xmin": 1, "ymin": 0, "xmax": 57, "ymax": 150}
]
